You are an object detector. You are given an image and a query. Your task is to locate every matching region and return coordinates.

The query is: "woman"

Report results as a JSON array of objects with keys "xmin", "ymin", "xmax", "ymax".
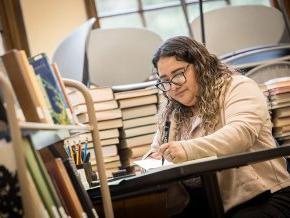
[{"xmin": 147, "ymin": 36, "xmax": 290, "ymax": 217}]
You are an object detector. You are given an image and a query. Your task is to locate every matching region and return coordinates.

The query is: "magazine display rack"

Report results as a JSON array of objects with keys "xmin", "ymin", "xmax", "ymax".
[{"xmin": 0, "ymin": 73, "xmax": 114, "ymax": 218}]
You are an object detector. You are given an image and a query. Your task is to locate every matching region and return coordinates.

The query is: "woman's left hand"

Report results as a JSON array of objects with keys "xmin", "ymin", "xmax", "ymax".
[{"xmin": 159, "ymin": 141, "xmax": 187, "ymax": 163}]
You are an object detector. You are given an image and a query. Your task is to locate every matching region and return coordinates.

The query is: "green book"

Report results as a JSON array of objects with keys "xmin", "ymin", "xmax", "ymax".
[
  {"xmin": 31, "ymin": 140, "xmax": 68, "ymax": 217},
  {"xmin": 23, "ymin": 138, "xmax": 60, "ymax": 218}
]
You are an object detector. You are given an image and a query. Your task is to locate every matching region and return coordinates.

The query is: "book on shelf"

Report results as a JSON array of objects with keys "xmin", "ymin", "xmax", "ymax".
[
  {"xmin": 122, "ymin": 104, "xmax": 157, "ymax": 120},
  {"xmin": 99, "ymin": 128, "xmax": 119, "ymax": 140},
  {"xmin": 271, "ymin": 98, "xmax": 290, "ymax": 106},
  {"xmin": 119, "ymin": 133, "xmax": 154, "ymax": 149},
  {"xmin": 103, "ymin": 155, "xmax": 120, "ymax": 163},
  {"xmin": 88, "ymin": 144, "xmax": 118, "ymax": 157},
  {"xmin": 73, "ymin": 100, "xmax": 118, "ymax": 115},
  {"xmin": 31, "ymin": 139, "xmax": 69, "ymax": 217},
  {"xmin": 67, "ymin": 133, "xmax": 119, "ymax": 147},
  {"xmin": 29, "ymin": 53, "xmax": 71, "ymax": 125},
  {"xmin": 272, "ymin": 107, "xmax": 290, "ymax": 118},
  {"xmin": 91, "ymin": 159, "xmax": 121, "ymax": 170},
  {"xmin": 118, "ymin": 94, "xmax": 158, "ymax": 109},
  {"xmin": 114, "ymin": 87, "xmax": 158, "ymax": 100},
  {"xmin": 62, "ymin": 158, "xmax": 98, "ymax": 218},
  {"xmin": 265, "ymin": 77, "xmax": 290, "ymax": 90},
  {"xmin": 97, "ymin": 118, "xmax": 123, "ymax": 130},
  {"xmin": 2, "ymin": 50, "xmax": 51, "ymax": 123},
  {"xmin": 273, "ymin": 125, "xmax": 290, "ymax": 136},
  {"xmin": 68, "ymin": 87, "xmax": 114, "ymax": 106},
  {"xmin": 270, "ymin": 92, "xmax": 290, "ymax": 101},
  {"xmin": 272, "ymin": 116, "xmax": 290, "ymax": 128},
  {"xmin": 121, "ymin": 124, "xmax": 156, "ymax": 138},
  {"xmin": 269, "ymin": 86, "xmax": 290, "ymax": 95},
  {"xmin": 51, "ymin": 63, "xmax": 75, "ymax": 123},
  {"xmin": 86, "ymin": 140, "xmax": 119, "ymax": 150},
  {"xmin": 67, "ymin": 129, "xmax": 119, "ymax": 141},
  {"xmin": 77, "ymin": 108, "xmax": 122, "ymax": 123},
  {"xmin": 45, "ymin": 158, "xmax": 86, "ymax": 218},
  {"xmin": 23, "ymin": 138, "xmax": 61, "ymax": 217},
  {"xmin": 271, "ymin": 102, "xmax": 290, "ymax": 110},
  {"xmin": 0, "ymin": 60, "xmax": 25, "ymax": 123},
  {"xmin": 123, "ymin": 115, "xmax": 157, "ymax": 129}
]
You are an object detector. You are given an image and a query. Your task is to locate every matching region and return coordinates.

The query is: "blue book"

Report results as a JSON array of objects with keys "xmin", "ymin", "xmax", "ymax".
[{"xmin": 30, "ymin": 53, "xmax": 71, "ymax": 124}]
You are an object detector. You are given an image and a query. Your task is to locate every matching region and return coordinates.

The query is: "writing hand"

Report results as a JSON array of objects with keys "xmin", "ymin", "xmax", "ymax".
[
  {"xmin": 159, "ymin": 141, "xmax": 187, "ymax": 163},
  {"xmin": 149, "ymin": 152, "xmax": 162, "ymax": 160}
]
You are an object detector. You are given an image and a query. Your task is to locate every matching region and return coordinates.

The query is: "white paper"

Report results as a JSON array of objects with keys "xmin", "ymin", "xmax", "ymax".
[
  {"xmin": 134, "ymin": 158, "xmax": 173, "ymax": 171},
  {"xmin": 134, "ymin": 156, "xmax": 218, "ymax": 171}
]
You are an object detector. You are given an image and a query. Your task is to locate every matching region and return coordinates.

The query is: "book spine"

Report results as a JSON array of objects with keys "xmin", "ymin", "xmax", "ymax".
[{"xmin": 63, "ymin": 158, "xmax": 98, "ymax": 218}]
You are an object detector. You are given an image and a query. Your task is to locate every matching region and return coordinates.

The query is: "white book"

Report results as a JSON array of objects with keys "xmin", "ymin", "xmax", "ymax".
[
  {"xmin": 118, "ymin": 94, "xmax": 158, "ymax": 109},
  {"xmin": 122, "ymin": 104, "xmax": 157, "ymax": 120},
  {"xmin": 121, "ymin": 124, "xmax": 156, "ymax": 138},
  {"xmin": 123, "ymin": 115, "xmax": 157, "ymax": 129}
]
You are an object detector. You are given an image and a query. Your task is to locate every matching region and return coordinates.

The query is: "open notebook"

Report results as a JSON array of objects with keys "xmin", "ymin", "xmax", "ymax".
[{"xmin": 134, "ymin": 156, "xmax": 217, "ymax": 172}]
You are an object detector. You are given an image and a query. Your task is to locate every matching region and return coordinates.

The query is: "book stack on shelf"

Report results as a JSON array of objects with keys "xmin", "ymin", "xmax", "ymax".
[
  {"xmin": 265, "ymin": 77, "xmax": 290, "ymax": 145},
  {"xmin": 67, "ymin": 87, "xmax": 123, "ymax": 177},
  {"xmin": 258, "ymin": 83, "xmax": 271, "ymax": 112},
  {"xmin": 0, "ymin": 50, "xmax": 99, "ymax": 217},
  {"xmin": 114, "ymin": 86, "xmax": 159, "ymax": 172}
]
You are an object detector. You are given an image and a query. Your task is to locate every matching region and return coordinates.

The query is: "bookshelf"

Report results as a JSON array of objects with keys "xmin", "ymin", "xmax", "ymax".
[{"xmin": 0, "ymin": 74, "xmax": 114, "ymax": 217}]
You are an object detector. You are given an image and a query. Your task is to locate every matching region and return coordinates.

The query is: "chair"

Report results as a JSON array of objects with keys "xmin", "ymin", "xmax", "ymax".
[
  {"xmin": 51, "ymin": 18, "xmax": 96, "ymax": 84},
  {"xmin": 222, "ymin": 44, "xmax": 290, "ymax": 72},
  {"xmin": 245, "ymin": 61, "xmax": 290, "ymax": 84},
  {"xmin": 86, "ymin": 28, "xmax": 163, "ymax": 86},
  {"xmin": 191, "ymin": 5, "xmax": 289, "ymax": 56}
]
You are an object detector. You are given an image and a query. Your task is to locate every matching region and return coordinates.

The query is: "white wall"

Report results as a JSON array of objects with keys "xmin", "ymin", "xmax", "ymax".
[{"xmin": 20, "ymin": 0, "xmax": 88, "ymax": 59}]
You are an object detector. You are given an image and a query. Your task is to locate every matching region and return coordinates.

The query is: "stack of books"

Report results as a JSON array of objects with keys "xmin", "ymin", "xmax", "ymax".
[
  {"xmin": 67, "ymin": 87, "xmax": 123, "ymax": 177},
  {"xmin": 114, "ymin": 86, "xmax": 159, "ymax": 172},
  {"xmin": 265, "ymin": 77, "xmax": 290, "ymax": 145},
  {"xmin": 259, "ymin": 83, "xmax": 271, "ymax": 112}
]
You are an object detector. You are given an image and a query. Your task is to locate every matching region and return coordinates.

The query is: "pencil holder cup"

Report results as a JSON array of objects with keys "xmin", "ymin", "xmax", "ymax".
[{"xmin": 76, "ymin": 162, "xmax": 95, "ymax": 188}]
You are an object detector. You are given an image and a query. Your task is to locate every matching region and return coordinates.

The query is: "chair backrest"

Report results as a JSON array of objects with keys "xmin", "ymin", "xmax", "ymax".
[
  {"xmin": 191, "ymin": 5, "xmax": 287, "ymax": 56},
  {"xmin": 87, "ymin": 28, "xmax": 163, "ymax": 86},
  {"xmin": 51, "ymin": 18, "xmax": 96, "ymax": 84},
  {"xmin": 245, "ymin": 61, "xmax": 290, "ymax": 84}
]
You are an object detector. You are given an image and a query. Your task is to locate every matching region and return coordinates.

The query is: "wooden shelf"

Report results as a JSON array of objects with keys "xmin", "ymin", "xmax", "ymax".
[
  {"xmin": 19, "ymin": 121, "xmax": 92, "ymax": 131},
  {"xmin": 19, "ymin": 122, "xmax": 93, "ymax": 150}
]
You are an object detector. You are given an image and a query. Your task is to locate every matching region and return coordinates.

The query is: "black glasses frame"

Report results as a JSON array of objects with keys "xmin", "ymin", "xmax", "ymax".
[{"xmin": 155, "ymin": 64, "xmax": 190, "ymax": 92}]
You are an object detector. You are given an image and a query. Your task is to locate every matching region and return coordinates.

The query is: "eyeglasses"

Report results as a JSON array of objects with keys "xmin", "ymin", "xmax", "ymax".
[{"xmin": 155, "ymin": 64, "xmax": 190, "ymax": 92}]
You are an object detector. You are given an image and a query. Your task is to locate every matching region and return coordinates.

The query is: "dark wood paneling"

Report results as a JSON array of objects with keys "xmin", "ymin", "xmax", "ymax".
[
  {"xmin": 0, "ymin": 0, "xmax": 30, "ymax": 55},
  {"xmin": 84, "ymin": 0, "xmax": 100, "ymax": 29}
]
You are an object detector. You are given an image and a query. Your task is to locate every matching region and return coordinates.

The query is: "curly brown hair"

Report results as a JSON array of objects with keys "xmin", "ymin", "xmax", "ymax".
[{"xmin": 153, "ymin": 36, "xmax": 235, "ymax": 138}]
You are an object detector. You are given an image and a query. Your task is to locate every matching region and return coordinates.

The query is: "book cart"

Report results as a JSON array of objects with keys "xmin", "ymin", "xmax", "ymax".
[{"xmin": 0, "ymin": 73, "xmax": 114, "ymax": 217}]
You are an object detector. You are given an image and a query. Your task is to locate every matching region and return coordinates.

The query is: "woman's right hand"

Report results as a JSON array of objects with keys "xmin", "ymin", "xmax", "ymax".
[{"xmin": 149, "ymin": 152, "xmax": 162, "ymax": 160}]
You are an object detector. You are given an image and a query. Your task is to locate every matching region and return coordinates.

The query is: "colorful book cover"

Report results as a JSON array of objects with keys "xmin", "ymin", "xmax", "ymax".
[{"xmin": 29, "ymin": 54, "xmax": 71, "ymax": 124}]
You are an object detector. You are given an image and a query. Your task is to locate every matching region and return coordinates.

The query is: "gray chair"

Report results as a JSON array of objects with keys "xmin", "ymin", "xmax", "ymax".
[
  {"xmin": 51, "ymin": 18, "xmax": 96, "ymax": 84},
  {"xmin": 245, "ymin": 61, "xmax": 290, "ymax": 84},
  {"xmin": 191, "ymin": 5, "xmax": 288, "ymax": 56},
  {"xmin": 86, "ymin": 27, "xmax": 163, "ymax": 86}
]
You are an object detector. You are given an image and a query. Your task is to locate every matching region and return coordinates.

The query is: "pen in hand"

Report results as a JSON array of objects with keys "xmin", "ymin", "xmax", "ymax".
[{"xmin": 162, "ymin": 120, "xmax": 171, "ymax": 165}]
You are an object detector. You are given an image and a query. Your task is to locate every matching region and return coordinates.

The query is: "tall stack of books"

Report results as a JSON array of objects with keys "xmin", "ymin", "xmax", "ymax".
[
  {"xmin": 265, "ymin": 77, "xmax": 290, "ymax": 145},
  {"xmin": 258, "ymin": 84, "xmax": 271, "ymax": 112},
  {"xmin": 114, "ymin": 86, "xmax": 159, "ymax": 172},
  {"xmin": 67, "ymin": 87, "xmax": 123, "ymax": 177}
]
